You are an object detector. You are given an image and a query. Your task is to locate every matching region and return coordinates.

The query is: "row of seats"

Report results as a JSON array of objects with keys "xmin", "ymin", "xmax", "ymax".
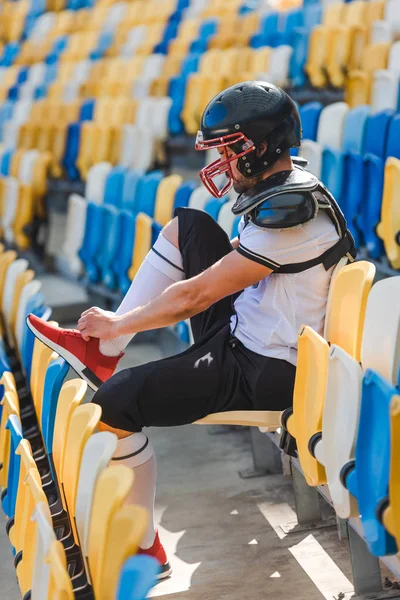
[
  {"xmin": 298, "ymin": 101, "xmax": 400, "ymax": 268},
  {"xmin": 0, "ymin": 245, "xmax": 160, "ymax": 598},
  {"xmin": 280, "ymin": 262, "xmax": 400, "ymax": 559},
  {"xmin": 57, "ymin": 163, "xmax": 240, "ymax": 289}
]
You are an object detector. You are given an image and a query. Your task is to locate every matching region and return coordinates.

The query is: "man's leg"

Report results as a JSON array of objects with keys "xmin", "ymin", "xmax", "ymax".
[{"xmin": 100, "ymin": 218, "xmax": 183, "ymax": 356}]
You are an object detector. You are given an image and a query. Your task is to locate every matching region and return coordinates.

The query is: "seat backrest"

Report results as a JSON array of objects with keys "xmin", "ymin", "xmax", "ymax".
[
  {"xmin": 87, "ymin": 465, "xmax": 134, "ymax": 592},
  {"xmin": 385, "ymin": 0, "xmax": 400, "ymax": 35},
  {"xmin": 0, "ymin": 389, "xmax": 18, "ymax": 488},
  {"xmin": 385, "ymin": 113, "xmax": 400, "ymax": 160},
  {"xmin": 85, "ymin": 162, "xmax": 112, "ymax": 204},
  {"xmin": 292, "ymin": 326, "xmax": 329, "ymax": 486},
  {"xmin": 31, "ymin": 502, "xmax": 57, "ymax": 600},
  {"xmin": 9, "ymin": 269, "xmax": 34, "ymax": 340},
  {"xmin": 0, "ymin": 250, "xmax": 17, "ymax": 314},
  {"xmin": 46, "ymin": 541, "xmax": 74, "ymax": 600},
  {"xmin": 317, "ymin": 102, "xmax": 350, "ymax": 149},
  {"xmin": 377, "ymin": 157, "xmax": 400, "ymax": 270},
  {"xmin": 361, "ymin": 277, "xmax": 400, "ymax": 386},
  {"xmin": 342, "ymin": 105, "xmax": 370, "ymax": 154},
  {"xmin": 2, "ymin": 258, "xmax": 28, "ymax": 326},
  {"xmin": 324, "ymin": 261, "xmax": 375, "ymax": 361},
  {"xmin": 300, "ymin": 102, "xmax": 323, "ymax": 141},
  {"xmin": 75, "ymin": 431, "xmax": 118, "ymax": 555},
  {"xmin": 154, "ymin": 174, "xmax": 183, "ymax": 227},
  {"xmin": 41, "ymin": 358, "xmax": 70, "ymax": 455},
  {"xmin": 30, "ymin": 333, "xmax": 58, "ymax": 422},
  {"xmin": 117, "ymin": 555, "xmax": 160, "ymax": 600},
  {"xmin": 388, "ymin": 40, "xmax": 400, "ymax": 74},
  {"xmin": 97, "ymin": 505, "xmax": 148, "ymax": 600},
  {"xmin": 15, "ymin": 280, "xmax": 41, "ymax": 354},
  {"xmin": 364, "ymin": 109, "xmax": 394, "ymax": 158},
  {"xmin": 128, "ymin": 213, "xmax": 152, "ymax": 281},
  {"xmin": 62, "ymin": 404, "xmax": 102, "ymax": 543},
  {"xmin": 52, "ymin": 379, "xmax": 87, "ymax": 484}
]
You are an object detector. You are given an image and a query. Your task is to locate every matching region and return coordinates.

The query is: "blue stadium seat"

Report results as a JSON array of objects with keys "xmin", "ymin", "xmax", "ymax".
[
  {"xmin": 79, "ymin": 99, "xmax": 95, "ymax": 122},
  {"xmin": 168, "ymin": 75, "xmax": 187, "ymax": 135},
  {"xmin": 0, "ymin": 101, "xmax": 14, "ymax": 142},
  {"xmin": 303, "ymin": 3, "xmax": 322, "ymax": 30},
  {"xmin": 20, "ymin": 304, "xmax": 50, "ymax": 383},
  {"xmin": 104, "ymin": 166, "xmax": 128, "ymax": 208},
  {"xmin": 343, "ymin": 370, "xmax": 398, "ymax": 557},
  {"xmin": 289, "ymin": 29, "xmax": 309, "ymax": 88},
  {"xmin": 364, "ymin": 110, "xmax": 394, "ymax": 158},
  {"xmin": 135, "ymin": 171, "xmax": 163, "ymax": 217},
  {"xmin": 190, "ymin": 18, "xmax": 219, "ymax": 52},
  {"xmin": 176, "ymin": 320, "xmax": 190, "ymax": 344},
  {"xmin": 204, "ymin": 197, "xmax": 225, "ymax": 221},
  {"xmin": 2, "ymin": 415, "xmax": 22, "ymax": 521},
  {"xmin": 385, "ymin": 113, "xmax": 400, "ymax": 160},
  {"xmin": 112, "ymin": 210, "xmax": 136, "ymax": 295},
  {"xmin": 231, "ymin": 216, "xmax": 241, "ymax": 239},
  {"xmin": 250, "ymin": 12, "xmax": 279, "ymax": 48},
  {"xmin": 62, "ymin": 123, "xmax": 81, "ymax": 181},
  {"xmin": 300, "ymin": 102, "xmax": 323, "ymax": 141},
  {"xmin": 151, "ymin": 221, "xmax": 162, "ymax": 246},
  {"xmin": 0, "ymin": 43, "xmax": 20, "ymax": 67},
  {"xmin": 78, "ymin": 202, "xmax": 106, "ymax": 282},
  {"xmin": 97, "ymin": 204, "xmax": 119, "ymax": 289},
  {"xmin": 173, "ymin": 181, "xmax": 197, "ymax": 211},
  {"xmin": 280, "ymin": 8, "xmax": 304, "ymax": 46},
  {"xmin": 321, "ymin": 106, "xmax": 370, "ymax": 205},
  {"xmin": 41, "ymin": 358, "xmax": 70, "ymax": 477},
  {"xmin": 117, "ymin": 555, "xmax": 160, "ymax": 600},
  {"xmin": 0, "ymin": 150, "xmax": 13, "ymax": 175},
  {"xmin": 121, "ymin": 170, "xmax": 143, "ymax": 213}
]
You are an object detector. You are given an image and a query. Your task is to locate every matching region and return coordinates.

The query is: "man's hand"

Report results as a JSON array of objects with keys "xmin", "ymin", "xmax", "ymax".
[{"xmin": 77, "ymin": 307, "xmax": 121, "ymax": 341}]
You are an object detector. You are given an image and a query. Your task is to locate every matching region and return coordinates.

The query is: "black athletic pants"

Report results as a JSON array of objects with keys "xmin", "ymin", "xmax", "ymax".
[{"xmin": 92, "ymin": 208, "xmax": 296, "ymax": 432}]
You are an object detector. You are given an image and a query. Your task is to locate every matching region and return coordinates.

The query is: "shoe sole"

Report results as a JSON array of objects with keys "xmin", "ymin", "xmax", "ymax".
[
  {"xmin": 26, "ymin": 318, "xmax": 102, "ymax": 392},
  {"xmin": 158, "ymin": 561, "xmax": 172, "ymax": 580}
]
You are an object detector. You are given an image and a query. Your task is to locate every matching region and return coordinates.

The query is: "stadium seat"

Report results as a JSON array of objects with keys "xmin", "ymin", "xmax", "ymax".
[
  {"xmin": 188, "ymin": 185, "xmax": 213, "ymax": 211},
  {"xmin": 86, "ymin": 465, "xmax": 134, "ymax": 591},
  {"xmin": 371, "ymin": 20, "xmax": 393, "ymax": 45},
  {"xmin": 342, "ymin": 109, "xmax": 393, "ymax": 248},
  {"xmin": 321, "ymin": 276, "xmax": 400, "ymax": 521},
  {"xmin": 135, "ymin": 171, "xmax": 163, "ymax": 217},
  {"xmin": 85, "ymin": 161, "xmax": 112, "ymax": 204},
  {"xmin": 305, "ymin": 25, "xmax": 333, "ymax": 88},
  {"xmin": 30, "ymin": 337, "xmax": 58, "ymax": 425},
  {"xmin": 2, "ymin": 258, "xmax": 28, "ymax": 335},
  {"xmin": 344, "ymin": 370, "xmax": 398, "ymax": 557},
  {"xmin": 41, "ymin": 358, "xmax": 70, "ymax": 464},
  {"xmin": 51, "ymin": 379, "xmax": 87, "ymax": 485},
  {"xmin": 78, "ymin": 202, "xmax": 105, "ymax": 283},
  {"xmin": 15, "ymin": 279, "xmax": 42, "ymax": 355},
  {"xmin": 57, "ymin": 193, "xmax": 86, "ymax": 279},
  {"xmin": 1, "ymin": 177, "xmax": 20, "ymax": 244},
  {"xmin": 381, "ymin": 393, "xmax": 400, "ymax": 548},
  {"xmin": 377, "ymin": 157, "xmax": 400, "ymax": 269},
  {"xmin": 259, "ymin": 45, "xmax": 293, "ymax": 88},
  {"xmin": 346, "ymin": 42, "xmax": 391, "ymax": 107},
  {"xmin": 96, "ymin": 204, "xmax": 119, "ymax": 288},
  {"xmin": 7, "ymin": 268, "xmax": 35, "ymax": 348},
  {"xmin": 154, "ymin": 174, "xmax": 183, "ymax": 226},
  {"xmin": 385, "ymin": 0, "xmax": 400, "ymax": 36},
  {"xmin": 1, "ymin": 396, "xmax": 21, "ymax": 518},
  {"xmin": 282, "ymin": 261, "xmax": 375, "ymax": 484},
  {"xmin": 128, "ymin": 213, "xmax": 152, "ymax": 282},
  {"xmin": 8, "ymin": 438, "xmax": 36, "ymax": 552},
  {"xmin": 75, "ymin": 432, "xmax": 117, "ymax": 566},
  {"xmin": 113, "ymin": 210, "xmax": 136, "ymax": 295},
  {"xmin": 60, "ymin": 403, "xmax": 102, "ymax": 543},
  {"xmin": 117, "ymin": 555, "xmax": 160, "ymax": 600},
  {"xmin": 300, "ymin": 102, "xmax": 323, "ymax": 141},
  {"xmin": 321, "ymin": 105, "xmax": 370, "ymax": 200}
]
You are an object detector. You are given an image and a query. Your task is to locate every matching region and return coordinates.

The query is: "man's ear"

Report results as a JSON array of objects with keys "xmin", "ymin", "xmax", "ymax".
[{"xmin": 256, "ymin": 141, "xmax": 268, "ymax": 158}]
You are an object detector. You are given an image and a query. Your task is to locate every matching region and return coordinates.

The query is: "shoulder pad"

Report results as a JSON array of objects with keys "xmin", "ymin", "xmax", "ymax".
[{"xmin": 232, "ymin": 167, "xmax": 319, "ymax": 216}]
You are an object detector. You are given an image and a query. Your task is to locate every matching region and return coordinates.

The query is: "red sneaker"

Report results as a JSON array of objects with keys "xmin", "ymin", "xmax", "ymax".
[
  {"xmin": 139, "ymin": 531, "xmax": 172, "ymax": 580},
  {"xmin": 26, "ymin": 314, "xmax": 122, "ymax": 391}
]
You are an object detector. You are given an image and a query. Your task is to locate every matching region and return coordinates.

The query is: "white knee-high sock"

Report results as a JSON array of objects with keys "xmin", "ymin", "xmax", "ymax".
[
  {"xmin": 100, "ymin": 234, "xmax": 184, "ymax": 356},
  {"xmin": 111, "ymin": 432, "xmax": 157, "ymax": 549}
]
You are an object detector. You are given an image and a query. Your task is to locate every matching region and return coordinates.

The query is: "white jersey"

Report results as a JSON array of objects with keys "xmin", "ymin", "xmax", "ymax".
[{"xmin": 230, "ymin": 211, "xmax": 340, "ymax": 366}]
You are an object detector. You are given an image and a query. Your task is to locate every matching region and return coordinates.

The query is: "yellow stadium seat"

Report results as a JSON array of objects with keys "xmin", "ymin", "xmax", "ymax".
[
  {"xmin": 30, "ymin": 335, "xmax": 58, "ymax": 423},
  {"xmin": 154, "ymin": 175, "xmax": 183, "ymax": 227},
  {"xmin": 323, "ymin": 3, "xmax": 344, "ymax": 26},
  {"xmin": 77, "ymin": 122, "xmax": 96, "ymax": 181},
  {"xmin": 13, "ymin": 185, "xmax": 35, "ymax": 250},
  {"xmin": 91, "ymin": 125, "xmax": 114, "ymax": 166},
  {"xmin": 382, "ymin": 395, "xmax": 400, "ymax": 547},
  {"xmin": 16, "ymin": 468, "xmax": 52, "ymax": 596},
  {"xmin": 31, "ymin": 151, "xmax": 51, "ymax": 212},
  {"xmin": 249, "ymin": 47, "xmax": 272, "ymax": 76},
  {"xmin": 0, "ymin": 390, "xmax": 18, "ymax": 489},
  {"xmin": 343, "ymin": 0, "xmax": 367, "ymax": 26},
  {"xmin": 87, "ymin": 465, "xmax": 134, "ymax": 593},
  {"xmin": 327, "ymin": 24, "xmax": 368, "ymax": 87},
  {"xmin": 98, "ymin": 505, "xmax": 148, "ymax": 599},
  {"xmin": 285, "ymin": 261, "xmax": 375, "ymax": 485},
  {"xmin": 17, "ymin": 122, "xmax": 37, "ymax": 150},
  {"xmin": 9, "ymin": 439, "xmax": 35, "ymax": 551},
  {"xmin": 62, "ymin": 403, "xmax": 102, "ymax": 542},
  {"xmin": 128, "ymin": 213, "xmax": 153, "ymax": 282},
  {"xmin": 377, "ymin": 157, "xmax": 400, "ymax": 269},
  {"xmin": 346, "ymin": 42, "xmax": 391, "ymax": 107},
  {"xmin": 306, "ymin": 26, "xmax": 334, "ymax": 88},
  {"xmin": 47, "ymin": 541, "xmax": 74, "ymax": 600},
  {"xmin": 51, "ymin": 123, "xmax": 68, "ymax": 178},
  {"xmin": 10, "ymin": 149, "xmax": 25, "ymax": 178},
  {"xmin": 52, "ymin": 379, "xmax": 87, "ymax": 484}
]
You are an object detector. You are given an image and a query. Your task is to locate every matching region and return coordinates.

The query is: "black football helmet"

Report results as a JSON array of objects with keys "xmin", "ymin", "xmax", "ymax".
[{"xmin": 195, "ymin": 80, "xmax": 302, "ymax": 198}]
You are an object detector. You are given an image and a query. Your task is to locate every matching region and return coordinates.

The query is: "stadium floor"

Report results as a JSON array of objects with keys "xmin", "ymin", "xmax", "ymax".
[{"xmin": 0, "ymin": 342, "xmax": 359, "ymax": 599}]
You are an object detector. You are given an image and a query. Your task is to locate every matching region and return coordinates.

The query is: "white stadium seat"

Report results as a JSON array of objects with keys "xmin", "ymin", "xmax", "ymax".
[
  {"xmin": 85, "ymin": 162, "xmax": 112, "ymax": 204},
  {"xmin": 15, "ymin": 280, "xmax": 42, "ymax": 353},
  {"xmin": 299, "ymin": 140, "xmax": 322, "ymax": 178},
  {"xmin": 371, "ymin": 70, "xmax": 399, "ymax": 113},
  {"xmin": 57, "ymin": 194, "xmax": 87, "ymax": 279},
  {"xmin": 1, "ymin": 178, "xmax": 19, "ymax": 244},
  {"xmin": 2, "ymin": 258, "xmax": 28, "ymax": 331}
]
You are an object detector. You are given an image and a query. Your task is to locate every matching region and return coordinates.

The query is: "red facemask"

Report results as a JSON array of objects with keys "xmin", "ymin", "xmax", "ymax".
[{"xmin": 195, "ymin": 131, "xmax": 255, "ymax": 198}]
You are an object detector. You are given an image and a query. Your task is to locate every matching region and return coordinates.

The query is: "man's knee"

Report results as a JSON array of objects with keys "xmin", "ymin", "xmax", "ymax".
[
  {"xmin": 161, "ymin": 216, "xmax": 179, "ymax": 248},
  {"xmin": 97, "ymin": 420, "xmax": 134, "ymax": 439}
]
